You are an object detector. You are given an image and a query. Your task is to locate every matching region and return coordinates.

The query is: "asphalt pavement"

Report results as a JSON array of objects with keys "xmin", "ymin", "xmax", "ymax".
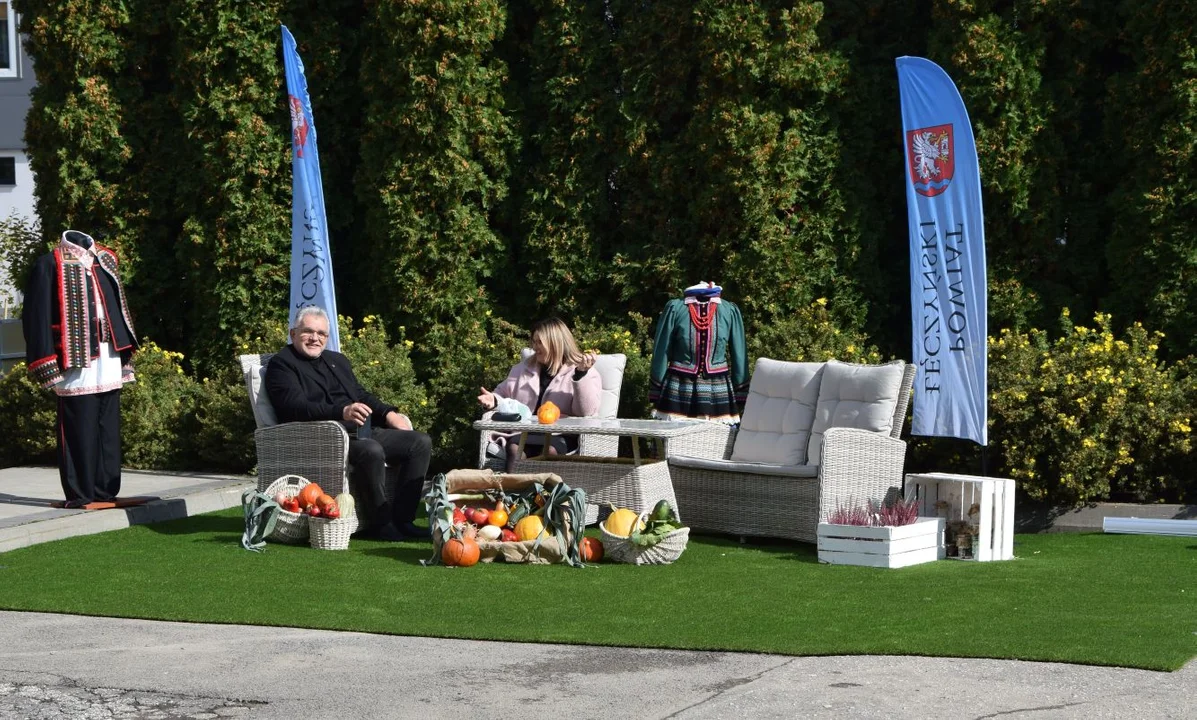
[{"xmin": 1, "ymin": 465, "xmax": 1193, "ymax": 719}]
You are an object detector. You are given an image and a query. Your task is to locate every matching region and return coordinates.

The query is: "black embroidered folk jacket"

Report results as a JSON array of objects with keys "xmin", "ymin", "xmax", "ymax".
[{"xmin": 23, "ymin": 239, "xmax": 138, "ymax": 389}]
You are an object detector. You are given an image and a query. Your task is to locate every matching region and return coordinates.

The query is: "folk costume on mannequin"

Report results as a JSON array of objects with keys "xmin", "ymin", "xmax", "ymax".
[
  {"xmin": 23, "ymin": 230, "xmax": 138, "ymax": 508},
  {"xmin": 649, "ymin": 282, "xmax": 748, "ymax": 423}
]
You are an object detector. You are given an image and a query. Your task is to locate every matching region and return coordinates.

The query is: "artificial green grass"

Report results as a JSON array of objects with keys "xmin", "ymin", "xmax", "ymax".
[{"xmin": 0, "ymin": 509, "xmax": 1193, "ymax": 671}]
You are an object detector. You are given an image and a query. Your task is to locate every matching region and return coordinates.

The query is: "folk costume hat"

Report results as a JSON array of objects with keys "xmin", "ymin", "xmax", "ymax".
[{"xmin": 683, "ymin": 281, "xmax": 722, "ymax": 299}]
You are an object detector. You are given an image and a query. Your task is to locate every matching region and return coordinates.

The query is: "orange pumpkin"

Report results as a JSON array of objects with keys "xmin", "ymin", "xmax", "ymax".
[
  {"xmin": 580, "ymin": 536, "xmax": 604, "ymax": 563},
  {"xmin": 537, "ymin": 401, "xmax": 561, "ymax": 425},
  {"xmin": 442, "ymin": 537, "xmax": 481, "ymax": 567},
  {"xmin": 297, "ymin": 483, "xmax": 324, "ymax": 509}
]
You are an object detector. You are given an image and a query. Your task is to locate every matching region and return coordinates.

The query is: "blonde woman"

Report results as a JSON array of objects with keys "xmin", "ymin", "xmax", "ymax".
[{"xmin": 478, "ymin": 318, "xmax": 601, "ymax": 470}]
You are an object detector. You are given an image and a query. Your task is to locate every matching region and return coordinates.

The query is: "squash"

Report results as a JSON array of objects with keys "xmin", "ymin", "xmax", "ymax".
[
  {"xmin": 580, "ymin": 536, "xmax": 604, "ymax": 563},
  {"xmin": 297, "ymin": 483, "xmax": 324, "ymax": 509},
  {"xmin": 333, "ymin": 493, "xmax": 356, "ymax": 518},
  {"xmin": 488, "ymin": 504, "xmax": 509, "ymax": 527},
  {"xmin": 477, "ymin": 525, "xmax": 502, "ymax": 541},
  {"xmin": 442, "ymin": 537, "xmax": 480, "ymax": 567},
  {"xmin": 537, "ymin": 401, "xmax": 561, "ymax": 425},
  {"xmin": 603, "ymin": 506, "xmax": 643, "ymax": 538},
  {"xmin": 514, "ymin": 515, "xmax": 552, "ymax": 542}
]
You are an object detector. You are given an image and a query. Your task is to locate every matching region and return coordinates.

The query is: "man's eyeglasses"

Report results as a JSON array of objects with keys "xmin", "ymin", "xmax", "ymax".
[{"xmin": 297, "ymin": 328, "xmax": 329, "ymax": 339}]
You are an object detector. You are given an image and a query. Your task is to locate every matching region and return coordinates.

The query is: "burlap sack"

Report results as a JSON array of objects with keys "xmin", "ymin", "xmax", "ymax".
[{"xmin": 436, "ymin": 469, "xmax": 579, "ymax": 564}]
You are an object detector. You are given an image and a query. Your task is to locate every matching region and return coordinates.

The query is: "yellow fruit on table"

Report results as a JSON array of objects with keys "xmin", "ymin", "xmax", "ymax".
[
  {"xmin": 602, "ymin": 506, "xmax": 644, "ymax": 537},
  {"xmin": 514, "ymin": 515, "xmax": 552, "ymax": 542}
]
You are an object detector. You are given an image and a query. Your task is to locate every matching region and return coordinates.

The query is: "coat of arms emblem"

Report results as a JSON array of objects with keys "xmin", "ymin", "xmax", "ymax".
[
  {"xmin": 288, "ymin": 95, "xmax": 310, "ymax": 158},
  {"xmin": 906, "ymin": 124, "xmax": 954, "ymax": 197}
]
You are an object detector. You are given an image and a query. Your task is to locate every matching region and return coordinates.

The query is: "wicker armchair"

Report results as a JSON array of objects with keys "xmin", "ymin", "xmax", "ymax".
[
  {"xmin": 239, "ymin": 353, "xmax": 351, "ymax": 496},
  {"xmin": 476, "ymin": 351, "xmax": 627, "ymax": 470},
  {"xmin": 667, "ymin": 359, "xmax": 915, "ymax": 544}
]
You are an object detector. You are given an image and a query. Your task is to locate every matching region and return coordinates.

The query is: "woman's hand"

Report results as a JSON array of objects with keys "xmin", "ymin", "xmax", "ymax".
[
  {"xmin": 478, "ymin": 387, "xmax": 497, "ymax": 410},
  {"xmin": 576, "ymin": 353, "xmax": 596, "ymax": 372}
]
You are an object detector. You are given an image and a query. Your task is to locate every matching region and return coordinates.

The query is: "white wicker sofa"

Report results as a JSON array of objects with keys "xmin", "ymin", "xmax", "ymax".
[{"xmin": 667, "ymin": 358, "xmax": 915, "ymax": 543}]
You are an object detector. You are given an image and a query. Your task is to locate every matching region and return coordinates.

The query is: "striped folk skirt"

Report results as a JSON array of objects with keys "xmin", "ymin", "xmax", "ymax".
[{"xmin": 651, "ymin": 371, "xmax": 741, "ymax": 424}]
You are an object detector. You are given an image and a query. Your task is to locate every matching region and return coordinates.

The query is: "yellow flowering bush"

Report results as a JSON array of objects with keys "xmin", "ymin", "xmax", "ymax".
[
  {"xmin": 989, "ymin": 311, "xmax": 1195, "ymax": 504},
  {"xmin": 746, "ymin": 298, "xmax": 883, "ymax": 368}
]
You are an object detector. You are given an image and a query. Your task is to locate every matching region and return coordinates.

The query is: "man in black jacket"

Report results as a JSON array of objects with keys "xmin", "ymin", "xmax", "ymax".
[{"xmin": 265, "ymin": 306, "xmax": 431, "ymax": 541}]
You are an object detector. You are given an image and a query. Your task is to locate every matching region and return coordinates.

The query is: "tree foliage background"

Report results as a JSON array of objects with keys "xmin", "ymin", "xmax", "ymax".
[{"xmin": 6, "ymin": 0, "xmax": 1195, "ymax": 502}]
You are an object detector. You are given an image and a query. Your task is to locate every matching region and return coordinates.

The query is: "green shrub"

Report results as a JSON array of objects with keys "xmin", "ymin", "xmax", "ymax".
[
  {"xmin": 988, "ymin": 311, "xmax": 1195, "ymax": 505},
  {"xmin": 0, "ymin": 363, "xmax": 56, "ymax": 468},
  {"xmin": 573, "ymin": 312, "xmax": 655, "ymax": 422},
  {"xmin": 746, "ymin": 298, "xmax": 884, "ymax": 369},
  {"xmin": 186, "ymin": 363, "xmax": 257, "ymax": 475},
  {"xmin": 120, "ymin": 341, "xmax": 196, "ymax": 470}
]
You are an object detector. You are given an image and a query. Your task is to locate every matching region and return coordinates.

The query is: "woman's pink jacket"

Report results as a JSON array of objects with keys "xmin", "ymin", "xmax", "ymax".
[{"xmin": 494, "ymin": 359, "xmax": 602, "ymax": 418}]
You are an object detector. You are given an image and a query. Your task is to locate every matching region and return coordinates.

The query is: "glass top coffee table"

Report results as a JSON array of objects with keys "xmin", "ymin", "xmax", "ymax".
[{"xmin": 472, "ymin": 417, "xmax": 711, "ymax": 522}]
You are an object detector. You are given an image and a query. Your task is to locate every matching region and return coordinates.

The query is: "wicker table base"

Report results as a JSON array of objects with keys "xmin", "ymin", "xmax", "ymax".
[{"xmin": 511, "ymin": 456, "xmax": 678, "ymax": 525}]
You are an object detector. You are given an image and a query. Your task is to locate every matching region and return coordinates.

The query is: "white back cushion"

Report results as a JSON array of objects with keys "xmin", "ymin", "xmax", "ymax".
[
  {"xmin": 519, "ymin": 348, "xmax": 626, "ymax": 419},
  {"xmin": 239, "ymin": 354, "xmax": 279, "ymax": 429},
  {"xmin": 730, "ymin": 359, "xmax": 825, "ymax": 465},
  {"xmin": 807, "ymin": 360, "xmax": 905, "ymax": 466},
  {"xmin": 593, "ymin": 354, "xmax": 627, "ymax": 419}
]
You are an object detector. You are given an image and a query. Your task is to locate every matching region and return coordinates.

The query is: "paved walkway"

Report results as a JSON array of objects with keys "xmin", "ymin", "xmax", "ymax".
[
  {"xmin": 0, "ymin": 466, "xmax": 251, "ymax": 554},
  {"xmin": 1, "ymin": 466, "xmax": 1193, "ymax": 719}
]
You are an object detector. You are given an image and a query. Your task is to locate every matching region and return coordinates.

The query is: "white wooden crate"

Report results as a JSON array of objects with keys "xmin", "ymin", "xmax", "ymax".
[
  {"xmin": 817, "ymin": 517, "xmax": 944, "ymax": 569},
  {"xmin": 905, "ymin": 473, "xmax": 1015, "ymax": 561}
]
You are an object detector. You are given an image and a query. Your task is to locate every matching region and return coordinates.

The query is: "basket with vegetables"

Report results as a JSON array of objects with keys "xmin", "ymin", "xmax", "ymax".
[
  {"xmin": 600, "ymin": 499, "xmax": 689, "ymax": 565},
  {"xmin": 262, "ymin": 475, "xmax": 311, "ymax": 544},
  {"xmin": 423, "ymin": 469, "xmax": 590, "ymax": 567}
]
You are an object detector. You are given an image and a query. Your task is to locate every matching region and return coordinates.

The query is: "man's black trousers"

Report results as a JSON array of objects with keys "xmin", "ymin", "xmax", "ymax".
[
  {"xmin": 56, "ymin": 389, "xmax": 122, "ymax": 504},
  {"xmin": 348, "ymin": 427, "xmax": 432, "ymax": 528}
]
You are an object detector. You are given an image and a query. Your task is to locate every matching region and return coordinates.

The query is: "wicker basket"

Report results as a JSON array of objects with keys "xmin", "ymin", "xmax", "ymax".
[
  {"xmin": 263, "ymin": 474, "xmax": 311, "ymax": 544},
  {"xmin": 309, "ymin": 514, "xmax": 358, "ymax": 550},
  {"xmin": 600, "ymin": 511, "xmax": 689, "ymax": 565}
]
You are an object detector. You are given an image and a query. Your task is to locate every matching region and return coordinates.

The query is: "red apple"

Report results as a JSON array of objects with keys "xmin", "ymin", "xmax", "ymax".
[
  {"xmin": 473, "ymin": 508, "xmax": 491, "ymax": 526},
  {"xmin": 500, "ymin": 528, "xmax": 517, "ymax": 542}
]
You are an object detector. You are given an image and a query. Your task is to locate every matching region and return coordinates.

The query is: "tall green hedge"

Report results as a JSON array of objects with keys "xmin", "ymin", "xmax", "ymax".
[
  {"xmin": 355, "ymin": 0, "xmax": 514, "ymax": 351},
  {"xmin": 10, "ymin": 0, "xmax": 1195, "ymax": 502}
]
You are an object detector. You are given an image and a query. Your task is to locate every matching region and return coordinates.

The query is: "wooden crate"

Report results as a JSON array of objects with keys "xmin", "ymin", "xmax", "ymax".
[
  {"xmin": 905, "ymin": 473, "xmax": 1015, "ymax": 562},
  {"xmin": 817, "ymin": 517, "xmax": 944, "ymax": 569}
]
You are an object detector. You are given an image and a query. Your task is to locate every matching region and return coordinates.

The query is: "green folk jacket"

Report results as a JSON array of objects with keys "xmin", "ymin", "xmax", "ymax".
[{"xmin": 649, "ymin": 298, "xmax": 748, "ymax": 401}]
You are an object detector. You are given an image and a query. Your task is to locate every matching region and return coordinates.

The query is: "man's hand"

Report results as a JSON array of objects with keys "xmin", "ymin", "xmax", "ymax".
[
  {"xmin": 342, "ymin": 402, "xmax": 372, "ymax": 427},
  {"xmin": 385, "ymin": 411, "xmax": 413, "ymax": 431},
  {"xmin": 477, "ymin": 387, "xmax": 497, "ymax": 410}
]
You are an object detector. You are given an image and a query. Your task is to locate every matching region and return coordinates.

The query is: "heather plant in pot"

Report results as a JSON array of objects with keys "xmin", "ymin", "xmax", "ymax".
[{"xmin": 827, "ymin": 497, "xmax": 920, "ymax": 527}]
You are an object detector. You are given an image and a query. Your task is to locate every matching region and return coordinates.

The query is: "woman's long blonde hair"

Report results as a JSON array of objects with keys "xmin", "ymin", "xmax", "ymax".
[{"xmin": 531, "ymin": 317, "xmax": 586, "ymax": 376}]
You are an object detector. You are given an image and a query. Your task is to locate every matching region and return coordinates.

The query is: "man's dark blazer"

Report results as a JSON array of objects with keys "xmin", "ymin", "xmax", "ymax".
[{"xmin": 264, "ymin": 344, "xmax": 397, "ymax": 431}]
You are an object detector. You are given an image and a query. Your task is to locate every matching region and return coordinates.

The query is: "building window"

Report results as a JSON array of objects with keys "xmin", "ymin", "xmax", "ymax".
[
  {"xmin": 0, "ymin": 157, "xmax": 14, "ymax": 186},
  {"xmin": 0, "ymin": 2, "xmax": 17, "ymax": 79}
]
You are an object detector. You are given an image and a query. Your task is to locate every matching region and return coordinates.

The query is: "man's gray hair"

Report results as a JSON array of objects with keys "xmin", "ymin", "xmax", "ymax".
[{"xmin": 293, "ymin": 306, "xmax": 329, "ymax": 328}]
